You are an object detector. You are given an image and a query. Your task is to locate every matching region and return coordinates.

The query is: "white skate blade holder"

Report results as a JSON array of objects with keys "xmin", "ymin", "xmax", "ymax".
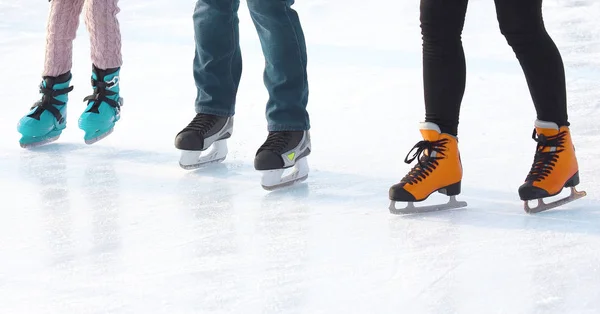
[
  {"xmin": 389, "ymin": 195, "xmax": 467, "ymax": 215},
  {"xmin": 260, "ymin": 157, "xmax": 309, "ymax": 191},
  {"xmin": 524, "ymin": 186, "xmax": 586, "ymax": 214},
  {"xmin": 179, "ymin": 139, "xmax": 228, "ymax": 170}
]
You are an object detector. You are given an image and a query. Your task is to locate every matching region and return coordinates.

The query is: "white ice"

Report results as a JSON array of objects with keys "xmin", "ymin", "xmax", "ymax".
[{"xmin": 1, "ymin": 0, "xmax": 600, "ymax": 313}]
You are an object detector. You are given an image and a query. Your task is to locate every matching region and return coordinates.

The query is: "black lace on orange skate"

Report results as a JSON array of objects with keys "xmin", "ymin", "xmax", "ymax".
[
  {"xmin": 28, "ymin": 80, "xmax": 74, "ymax": 124},
  {"xmin": 257, "ymin": 132, "xmax": 293, "ymax": 155},
  {"xmin": 182, "ymin": 114, "xmax": 221, "ymax": 134},
  {"xmin": 525, "ymin": 129, "xmax": 566, "ymax": 182},
  {"xmin": 401, "ymin": 139, "xmax": 448, "ymax": 185},
  {"xmin": 84, "ymin": 78, "xmax": 120, "ymax": 114}
]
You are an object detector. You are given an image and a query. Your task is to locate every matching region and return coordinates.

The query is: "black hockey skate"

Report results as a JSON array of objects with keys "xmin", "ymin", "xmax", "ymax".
[
  {"xmin": 174, "ymin": 113, "xmax": 233, "ymax": 169},
  {"xmin": 254, "ymin": 131, "xmax": 311, "ymax": 190}
]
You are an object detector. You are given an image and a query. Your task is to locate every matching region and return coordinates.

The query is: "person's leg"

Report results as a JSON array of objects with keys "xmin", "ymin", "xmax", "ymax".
[
  {"xmin": 174, "ymin": 0, "xmax": 241, "ymax": 168},
  {"xmin": 246, "ymin": 0, "xmax": 310, "ymax": 189},
  {"xmin": 78, "ymin": 0, "xmax": 124, "ymax": 144},
  {"xmin": 421, "ymin": 0, "xmax": 469, "ymax": 136},
  {"xmin": 43, "ymin": 0, "xmax": 86, "ymax": 77},
  {"xmin": 246, "ymin": 0, "xmax": 309, "ymax": 131},
  {"xmin": 495, "ymin": 0, "xmax": 583, "ymax": 209},
  {"xmin": 494, "ymin": 0, "xmax": 568, "ymax": 126},
  {"xmin": 193, "ymin": 0, "xmax": 242, "ymax": 116},
  {"xmin": 17, "ymin": 0, "xmax": 84, "ymax": 148},
  {"xmin": 84, "ymin": 0, "xmax": 123, "ymax": 70},
  {"xmin": 389, "ymin": 0, "xmax": 469, "ymax": 212}
]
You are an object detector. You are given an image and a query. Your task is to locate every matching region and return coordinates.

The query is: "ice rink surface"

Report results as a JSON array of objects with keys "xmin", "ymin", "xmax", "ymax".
[{"xmin": 1, "ymin": 0, "xmax": 599, "ymax": 313}]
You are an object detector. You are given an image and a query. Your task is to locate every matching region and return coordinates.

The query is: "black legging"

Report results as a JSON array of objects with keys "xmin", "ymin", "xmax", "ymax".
[{"xmin": 421, "ymin": 0, "xmax": 569, "ymax": 136}]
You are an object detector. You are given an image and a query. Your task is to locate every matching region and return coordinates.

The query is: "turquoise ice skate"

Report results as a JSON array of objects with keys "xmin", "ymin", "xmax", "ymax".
[
  {"xmin": 78, "ymin": 65, "xmax": 123, "ymax": 144},
  {"xmin": 17, "ymin": 72, "xmax": 73, "ymax": 148}
]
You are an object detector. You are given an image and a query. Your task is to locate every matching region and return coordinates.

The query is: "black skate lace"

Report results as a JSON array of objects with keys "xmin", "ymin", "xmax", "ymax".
[
  {"xmin": 258, "ymin": 132, "xmax": 293, "ymax": 154},
  {"xmin": 183, "ymin": 114, "xmax": 220, "ymax": 134},
  {"xmin": 28, "ymin": 82, "xmax": 74, "ymax": 123},
  {"xmin": 84, "ymin": 79, "xmax": 120, "ymax": 113},
  {"xmin": 401, "ymin": 139, "xmax": 448, "ymax": 185},
  {"xmin": 525, "ymin": 129, "xmax": 566, "ymax": 182}
]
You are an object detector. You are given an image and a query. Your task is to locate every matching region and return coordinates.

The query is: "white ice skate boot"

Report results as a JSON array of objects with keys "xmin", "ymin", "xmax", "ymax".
[
  {"xmin": 174, "ymin": 113, "xmax": 233, "ymax": 169},
  {"xmin": 254, "ymin": 130, "xmax": 311, "ymax": 190}
]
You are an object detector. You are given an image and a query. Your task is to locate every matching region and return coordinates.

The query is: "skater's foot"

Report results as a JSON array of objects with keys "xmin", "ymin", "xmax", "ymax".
[
  {"xmin": 78, "ymin": 64, "xmax": 123, "ymax": 144},
  {"xmin": 519, "ymin": 120, "xmax": 586, "ymax": 213},
  {"xmin": 254, "ymin": 130, "xmax": 311, "ymax": 190},
  {"xmin": 389, "ymin": 122, "xmax": 466, "ymax": 214},
  {"xmin": 17, "ymin": 71, "xmax": 73, "ymax": 148},
  {"xmin": 175, "ymin": 113, "xmax": 233, "ymax": 169}
]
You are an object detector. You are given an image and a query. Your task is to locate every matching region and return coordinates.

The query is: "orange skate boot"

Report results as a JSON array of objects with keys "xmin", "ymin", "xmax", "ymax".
[
  {"xmin": 519, "ymin": 120, "xmax": 586, "ymax": 213},
  {"xmin": 389, "ymin": 122, "xmax": 467, "ymax": 214}
]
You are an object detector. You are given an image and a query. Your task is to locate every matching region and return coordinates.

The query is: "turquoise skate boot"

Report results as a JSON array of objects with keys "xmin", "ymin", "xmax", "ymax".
[
  {"xmin": 78, "ymin": 64, "xmax": 123, "ymax": 144},
  {"xmin": 17, "ymin": 72, "xmax": 73, "ymax": 148}
]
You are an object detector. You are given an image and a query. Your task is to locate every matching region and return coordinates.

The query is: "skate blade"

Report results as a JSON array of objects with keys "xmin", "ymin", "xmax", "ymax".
[
  {"xmin": 179, "ymin": 157, "xmax": 226, "ymax": 170},
  {"xmin": 389, "ymin": 195, "xmax": 467, "ymax": 215},
  {"xmin": 524, "ymin": 187, "xmax": 587, "ymax": 214},
  {"xmin": 260, "ymin": 158, "xmax": 309, "ymax": 191},
  {"xmin": 261, "ymin": 174, "xmax": 308, "ymax": 191},
  {"xmin": 19, "ymin": 135, "xmax": 60, "ymax": 148},
  {"xmin": 179, "ymin": 140, "xmax": 228, "ymax": 170},
  {"xmin": 84, "ymin": 128, "xmax": 114, "ymax": 145}
]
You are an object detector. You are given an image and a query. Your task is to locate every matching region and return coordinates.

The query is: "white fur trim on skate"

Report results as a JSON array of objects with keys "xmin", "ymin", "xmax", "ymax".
[
  {"xmin": 260, "ymin": 157, "xmax": 309, "ymax": 191},
  {"xmin": 179, "ymin": 139, "xmax": 228, "ymax": 170},
  {"xmin": 419, "ymin": 121, "xmax": 442, "ymax": 133},
  {"xmin": 534, "ymin": 119, "xmax": 559, "ymax": 130},
  {"xmin": 389, "ymin": 196, "xmax": 467, "ymax": 214}
]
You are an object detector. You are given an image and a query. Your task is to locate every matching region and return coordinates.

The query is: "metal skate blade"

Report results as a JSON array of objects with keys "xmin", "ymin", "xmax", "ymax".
[
  {"xmin": 524, "ymin": 187, "xmax": 587, "ymax": 214},
  {"xmin": 179, "ymin": 157, "xmax": 226, "ymax": 170},
  {"xmin": 260, "ymin": 158, "xmax": 309, "ymax": 191},
  {"xmin": 20, "ymin": 135, "xmax": 60, "ymax": 148},
  {"xmin": 179, "ymin": 140, "xmax": 228, "ymax": 170},
  {"xmin": 261, "ymin": 174, "xmax": 308, "ymax": 191},
  {"xmin": 84, "ymin": 128, "xmax": 114, "ymax": 145},
  {"xmin": 389, "ymin": 196, "xmax": 467, "ymax": 215}
]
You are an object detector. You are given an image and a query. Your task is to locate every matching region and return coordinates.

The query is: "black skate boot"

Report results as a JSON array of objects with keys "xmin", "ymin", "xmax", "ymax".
[
  {"xmin": 175, "ymin": 113, "xmax": 233, "ymax": 169},
  {"xmin": 254, "ymin": 131, "xmax": 311, "ymax": 190}
]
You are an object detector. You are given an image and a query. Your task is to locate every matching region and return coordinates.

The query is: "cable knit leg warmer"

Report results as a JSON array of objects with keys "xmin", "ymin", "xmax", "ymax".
[
  {"xmin": 84, "ymin": 0, "xmax": 123, "ymax": 70},
  {"xmin": 43, "ymin": 0, "xmax": 86, "ymax": 77}
]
